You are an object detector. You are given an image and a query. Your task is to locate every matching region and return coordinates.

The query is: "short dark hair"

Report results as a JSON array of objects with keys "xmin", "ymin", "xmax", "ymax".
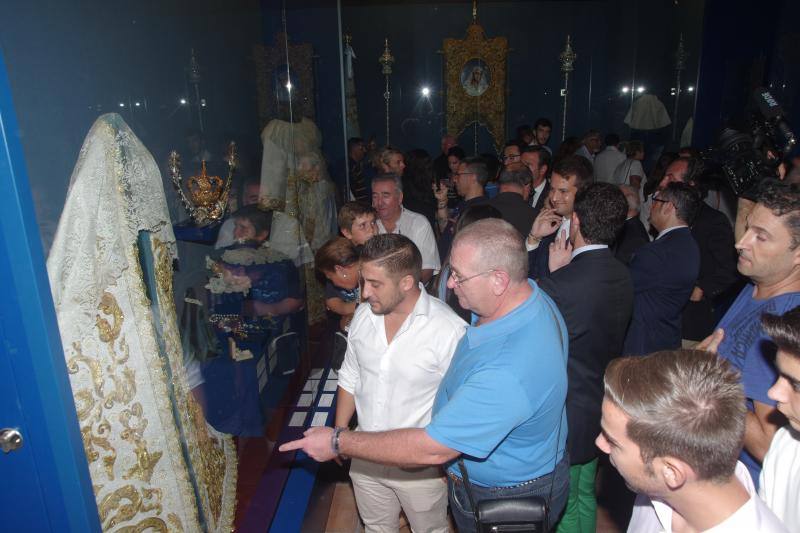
[
  {"xmin": 461, "ymin": 156, "xmax": 489, "ymax": 186},
  {"xmin": 756, "ymin": 180, "xmax": 800, "ymax": 249},
  {"xmin": 503, "ymin": 140, "xmax": 525, "ymax": 153},
  {"xmin": 455, "ymin": 204, "xmax": 502, "ymax": 234},
  {"xmin": 522, "ymin": 145, "xmax": 552, "ymax": 174},
  {"xmin": 762, "ymin": 306, "xmax": 800, "ymax": 359},
  {"xmin": 498, "ymin": 166, "xmax": 533, "ymax": 188},
  {"xmin": 516, "ymin": 124, "xmax": 533, "ymax": 139},
  {"xmin": 534, "ymin": 117, "xmax": 553, "ymax": 130},
  {"xmin": 604, "ymin": 350, "xmax": 746, "ymax": 483},
  {"xmin": 680, "ymin": 156, "xmax": 705, "ymax": 185},
  {"xmin": 315, "ymin": 237, "xmax": 359, "ymax": 273},
  {"xmin": 552, "ymin": 154, "xmax": 592, "ymax": 188},
  {"xmin": 447, "ymin": 146, "xmax": 466, "ymax": 160},
  {"xmin": 338, "ymin": 201, "xmax": 375, "ymax": 232},
  {"xmin": 604, "ymin": 133, "xmax": 621, "ymax": 146},
  {"xmin": 659, "ymin": 181, "xmax": 702, "ymax": 225},
  {"xmin": 360, "ymin": 233, "xmax": 422, "ymax": 283},
  {"xmin": 233, "ymin": 205, "xmax": 273, "ymax": 236},
  {"xmin": 347, "ymin": 137, "xmax": 364, "ymax": 152},
  {"xmin": 574, "ymin": 183, "xmax": 628, "ymax": 245}
]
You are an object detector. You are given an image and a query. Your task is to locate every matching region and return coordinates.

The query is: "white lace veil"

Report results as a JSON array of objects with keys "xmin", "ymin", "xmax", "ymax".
[{"xmin": 47, "ymin": 113, "xmax": 176, "ymax": 341}]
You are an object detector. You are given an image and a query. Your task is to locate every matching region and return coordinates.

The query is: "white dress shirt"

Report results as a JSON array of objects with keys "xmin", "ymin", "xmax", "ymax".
[
  {"xmin": 338, "ymin": 287, "xmax": 466, "ymax": 432},
  {"xmin": 628, "ymin": 461, "xmax": 788, "ymax": 533},
  {"xmin": 594, "ymin": 146, "xmax": 627, "ymax": 183},
  {"xmin": 377, "ymin": 207, "xmax": 441, "ymax": 272}
]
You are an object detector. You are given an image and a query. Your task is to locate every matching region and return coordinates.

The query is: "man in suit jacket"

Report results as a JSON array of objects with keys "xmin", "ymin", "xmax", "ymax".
[
  {"xmin": 521, "ymin": 145, "xmax": 551, "ymax": 219},
  {"xmin": 526, "ymin": 155, "xmax": 593, "ymax": 280},
  {"xmin": 538, "ymin": 183, "xmax": 633, "ymax": 533},
  {"xmin": 623, "ymin": 182, "xmax": 701, "ymax": 355},
  {"xmin": 654, "ymin": 157, "xmax": 741, "ymax": 341},
  {"xmin": 613, "ymin": 184, "xmax": 650, "ymax": 265},
  {"xmin": 489, "ymin": 165, "xmax": 537, "ymax": 238}
]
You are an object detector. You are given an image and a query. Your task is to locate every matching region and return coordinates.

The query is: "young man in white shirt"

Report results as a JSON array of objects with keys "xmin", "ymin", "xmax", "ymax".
[
  {"xmin": 372, "ymin": 173, "xmax": 440, "ymax": 282},
  {"xmin": 593, "ymin": 133, "xmax": 627, "ymax": 183},
  {"xmin": 596, "ymin": 349, "xmax": 787, "ymax": 532},
  {"xmin": 760, "ymin": 306, "xmax": 800, "ymax": 531},
  {"xmin": 335, "ymin": 233, "xmax": 466, "ymax": 533}
]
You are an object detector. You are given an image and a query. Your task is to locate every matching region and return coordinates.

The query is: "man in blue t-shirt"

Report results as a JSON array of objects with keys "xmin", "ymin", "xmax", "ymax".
[
  {"xmin": 280, "ymin": 218, "xmax": 570, "ymax": 531},
  {"xmin": 705, "ymin": 180, "xmax": 800, "ymax": 487}
]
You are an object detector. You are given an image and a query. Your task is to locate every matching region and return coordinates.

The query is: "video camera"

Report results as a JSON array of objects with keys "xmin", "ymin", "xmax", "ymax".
[{"xmin": 699, "ymin": 87, "xmax": 797, "ymax": 197}]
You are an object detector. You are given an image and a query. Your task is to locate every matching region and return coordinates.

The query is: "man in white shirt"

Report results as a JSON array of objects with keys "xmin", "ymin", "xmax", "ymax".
[
  {"xmin": 596, "ymin": 349, "xmax": 788, "ymax": 533},
  {"xmin": 575, "ymin": 129, "xmax": 602, "ymax": 162},
  {"xmin": 372, "ymin": 173, "xmax": 440, "ymax": 283},
  {"xmin": 335, "ymin": 234, "xmax": 466, "ymax": 533},
  {"xmin": 760, "ymin": 306, "xmax": 800, "ymax": 531},
  {"xmin": 593, "ymin": 133, "xmax": 627, "ymax": 183}
]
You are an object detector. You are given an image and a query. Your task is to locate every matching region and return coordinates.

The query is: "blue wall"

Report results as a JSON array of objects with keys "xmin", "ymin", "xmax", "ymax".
[
  {"xmin": 1, "ymin": 0, "xmax": 266, "ymax": 252},
  {"xmin": 340, "ymin": 0, "xmax": 704, "ymax": 157}
]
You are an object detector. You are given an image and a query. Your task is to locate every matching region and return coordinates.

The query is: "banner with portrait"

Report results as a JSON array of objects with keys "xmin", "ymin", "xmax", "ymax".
[{"xmin": 443, "ymin": 23, "xmax": 508, "ymax": 153}]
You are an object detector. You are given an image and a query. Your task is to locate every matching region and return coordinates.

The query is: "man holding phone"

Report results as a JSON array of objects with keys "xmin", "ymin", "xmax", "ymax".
[{"xmin": 525, "ymin": 155, "xmax": 593, "ymax": 280}]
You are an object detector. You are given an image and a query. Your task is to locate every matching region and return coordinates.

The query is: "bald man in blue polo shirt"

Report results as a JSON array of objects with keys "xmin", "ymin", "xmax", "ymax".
[{"xmin": 281, "ymin": 218, "xmax": 570, "ymax": 532}]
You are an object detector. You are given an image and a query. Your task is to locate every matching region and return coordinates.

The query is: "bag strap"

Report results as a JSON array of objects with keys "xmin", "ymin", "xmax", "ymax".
[
  {"xmin": 455, "ymin": 290, "xmax": 567, "ymax": 530},
  {"xmin": 457, "ymin": 458, "xmax": 480, "ymax": 528}
]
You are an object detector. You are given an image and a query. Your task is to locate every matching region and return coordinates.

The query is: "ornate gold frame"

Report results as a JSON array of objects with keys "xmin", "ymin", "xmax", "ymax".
[
  {"xmin": 443, "ymin": 23, "xmax": 508, "ymax": 153},
  {"xmin": 254, "ymin": 32, "xmax": 315, "ymax": 128}
]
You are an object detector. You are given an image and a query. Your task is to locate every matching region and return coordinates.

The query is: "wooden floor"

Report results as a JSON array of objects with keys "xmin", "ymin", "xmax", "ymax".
[{"xmin": 310, "ymin": 460, "xmax": 630, "ymax": 533}]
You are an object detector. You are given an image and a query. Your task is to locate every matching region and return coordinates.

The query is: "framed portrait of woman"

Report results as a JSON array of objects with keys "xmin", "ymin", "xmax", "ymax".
[
  {"xmin": 460, "ymin": 58, "xmax": 491, "ymax": 97},
  {"xmin": 443, "ymin": 22, "xmax": 508, "ymax": 153}
]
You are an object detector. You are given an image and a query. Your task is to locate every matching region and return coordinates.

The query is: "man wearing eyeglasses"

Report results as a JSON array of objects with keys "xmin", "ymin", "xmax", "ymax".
[
  {"xmin": 280, "ymin": 219, "xmax": 570, "ymax": 532},
  {"xmin": 502, "ymin": 140, "xmax": 524, "ymax": 169},
  {"xmin": 623, "ymin": 182, "xmax": 701, "ymax": 355}
]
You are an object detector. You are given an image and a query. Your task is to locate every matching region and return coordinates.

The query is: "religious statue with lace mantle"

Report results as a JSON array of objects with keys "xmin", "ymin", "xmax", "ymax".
[{"xmin": 258, "ymin": 80, "xmax": 337, "ymax": 324}]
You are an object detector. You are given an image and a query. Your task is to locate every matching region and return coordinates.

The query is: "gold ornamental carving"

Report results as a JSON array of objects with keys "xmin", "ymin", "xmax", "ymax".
[
  {"xmin": 149, "ymin": 236, "xmax": 238, "ymax": 530},
  {"xmin": 443, "ymin": 21, "xmax": 508, "ymax": 153}
]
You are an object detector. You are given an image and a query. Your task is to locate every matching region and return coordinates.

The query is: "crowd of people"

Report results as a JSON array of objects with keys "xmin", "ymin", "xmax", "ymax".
[{"xmin": 219, "ymin": 119, "xmax": 800, "ymax": 532}]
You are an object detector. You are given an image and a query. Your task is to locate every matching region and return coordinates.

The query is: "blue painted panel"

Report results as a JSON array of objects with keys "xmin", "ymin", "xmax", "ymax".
[{"xmin": 0, "ymin": 51, "xmax": 100, "ymax": 531}]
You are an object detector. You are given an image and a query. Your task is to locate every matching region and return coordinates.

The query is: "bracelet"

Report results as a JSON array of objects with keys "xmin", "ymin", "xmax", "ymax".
[{"xmin": 331, "ymin": 427, "xmax": 344, "ymax": 455}]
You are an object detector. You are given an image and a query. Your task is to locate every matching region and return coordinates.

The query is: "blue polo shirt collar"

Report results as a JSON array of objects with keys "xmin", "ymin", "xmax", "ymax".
[{"xmin": 467, "ymin": 280, "xmax": 539, "ymax": 348}]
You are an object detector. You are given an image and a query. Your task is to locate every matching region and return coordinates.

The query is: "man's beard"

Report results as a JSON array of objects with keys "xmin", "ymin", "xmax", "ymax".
[{"xmin": 368, "ymin": 290, "xmax": 404, "ymax": 315}]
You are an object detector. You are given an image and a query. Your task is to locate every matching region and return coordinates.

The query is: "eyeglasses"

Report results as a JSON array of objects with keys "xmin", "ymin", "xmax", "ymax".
[
  {"xmin": 449, "ymin": 268, "xmax": 496, "ymax": 287},
  {"xmin": 502, "ymin": 154, "xmax": 520, "ymax": 161}
]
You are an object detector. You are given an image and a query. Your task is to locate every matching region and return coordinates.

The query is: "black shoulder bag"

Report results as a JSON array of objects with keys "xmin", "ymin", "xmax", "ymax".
[
  {"xmin": 457, "ymin": 412, "xmax": 563, "ymax": 533},
  {"xmin": 456, "ymin": 295, "xmax": 567, "ymax": 532}
]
